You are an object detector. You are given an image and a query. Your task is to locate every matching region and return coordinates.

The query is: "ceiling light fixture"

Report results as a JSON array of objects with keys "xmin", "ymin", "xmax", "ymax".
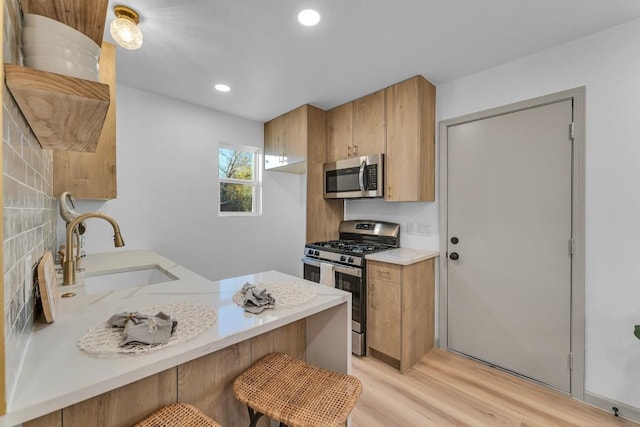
[
  {"xmin": 110, "ymin": 5, "xmax": 143, "ymax": 50},
  {"xmin": 298, "ymin": 9, "xmax": 320, "ymax": 27},
  {"xmin": 214, "ymin": 84, "xmax": 231, "ymax": 92}
]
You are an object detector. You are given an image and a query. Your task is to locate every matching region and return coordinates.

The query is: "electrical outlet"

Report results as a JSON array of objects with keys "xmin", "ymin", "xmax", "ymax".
[
  {"xmin": 407, "ymin": 222, "xmax": 416, "ymax": 235},
  {"xmin": 23, "ymin": 254, "xmax": 33, "ymax": 304},
  {"xmin": 418, "ymin": 223, "xmax": 431, "ymax": 236}
]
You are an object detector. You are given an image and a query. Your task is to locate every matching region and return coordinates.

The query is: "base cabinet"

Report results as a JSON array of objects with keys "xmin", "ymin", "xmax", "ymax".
[
  {"xmin": 367, "ymin": 258, "xmax": 434, "ymax": 373},
  {"xmin": 23, "ymin": 321, "xmax": 306, "ymax": 427}
]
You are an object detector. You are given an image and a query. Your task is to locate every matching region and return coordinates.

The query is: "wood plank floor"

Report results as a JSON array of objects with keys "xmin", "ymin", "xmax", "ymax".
[{"xmin": 351, "ymin": 349, "xmax": 638, "ymax": 427}]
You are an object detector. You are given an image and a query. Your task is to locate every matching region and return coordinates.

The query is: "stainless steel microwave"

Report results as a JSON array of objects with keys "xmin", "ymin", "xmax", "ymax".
[{"xmin": 323, "ymin": 154, "xmax": 384, "ymax": 199}]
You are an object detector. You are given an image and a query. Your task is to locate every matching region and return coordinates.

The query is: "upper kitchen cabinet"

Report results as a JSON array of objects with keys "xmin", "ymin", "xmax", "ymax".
[
  {"xmin": 264, "ymin": 104, "xmax": 343, "ymax": 242},
  {"xmin": 353, "ymin": 89, "xmax": 386, "ymax": 159},
  {"xmin": 264, "ymin": 105, "xmax": 310, "ymax": 173},
  {"xmin": 385, "ymin": 75, "xmax": 435, "ymax": 202},
  {"xmin": 53, "ymin": 42, "xmax": 117, "ymax": 199},
  {"xmin": 326, "ymin": 90, "xmax": 385, "ymax": 163},
  {"xmin": 326, "ymin": 102, "xmax": 353, "ymax": 163}
]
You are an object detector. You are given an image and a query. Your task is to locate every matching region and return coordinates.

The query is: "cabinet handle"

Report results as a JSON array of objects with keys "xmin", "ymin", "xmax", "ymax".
[
  {"xmin": 387, "ymin": 186, "xmax": 392, "ymax": 198},
  {"xmin": 353, "ymin": 144, "xmax": 358, "ymax": 155},
  {"xmin": 347, "ymin": 145, "xmax": 352, "ymax": 157}
]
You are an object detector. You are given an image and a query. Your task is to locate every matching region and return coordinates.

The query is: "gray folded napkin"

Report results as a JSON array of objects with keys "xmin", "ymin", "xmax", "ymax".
[
  {"xmin": 240, "ymin": 282, "xmax": 275, "ymax": 314},
  {"xmin": 108, "ymin": 311, "xmax": 177, "ymax": 346}
]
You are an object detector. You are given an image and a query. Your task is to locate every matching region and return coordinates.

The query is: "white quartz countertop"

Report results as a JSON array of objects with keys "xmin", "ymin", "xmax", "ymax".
[
  {"xmin": 365, "ymin": 248, "xmax": 439, "ymax": 265},
  {"xmin": 1, "ymin": 250, "xmax": 350, "ymax": 426}
]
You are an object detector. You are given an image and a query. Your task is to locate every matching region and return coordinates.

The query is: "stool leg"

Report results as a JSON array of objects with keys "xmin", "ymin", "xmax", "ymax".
[{"xmin": 247, "ymin": 406, "xmax": 264, "ymax": 427}]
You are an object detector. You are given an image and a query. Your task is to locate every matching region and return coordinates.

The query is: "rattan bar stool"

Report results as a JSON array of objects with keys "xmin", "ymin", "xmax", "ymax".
[
  {"xmin": 233, "ymin": 352, "xmax": 363, "ymax": 427},
  {"xmin": 134, "ymin": 403, "xmax": 222, "ymax": 427}
]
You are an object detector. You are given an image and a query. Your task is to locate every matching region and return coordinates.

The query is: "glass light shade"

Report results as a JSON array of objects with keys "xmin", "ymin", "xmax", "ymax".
[
  {"xmin": 298, "ymin": 9, "xmax": 320, "ymax": 26},
  {"xmin": 110, "ymin": 17, "xmax": 143, "ymax": 50}
]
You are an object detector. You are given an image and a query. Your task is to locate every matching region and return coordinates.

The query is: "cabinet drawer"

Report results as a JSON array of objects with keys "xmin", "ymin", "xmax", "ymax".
[{"xmin": 368, "ymin": 261, "xmax": 401, "ymax": 283}]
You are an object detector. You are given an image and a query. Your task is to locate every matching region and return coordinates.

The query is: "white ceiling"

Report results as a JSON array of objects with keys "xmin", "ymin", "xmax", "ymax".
[{"xmin": 103, "ymin": 0, "xmax": 640, "ymax": 123}]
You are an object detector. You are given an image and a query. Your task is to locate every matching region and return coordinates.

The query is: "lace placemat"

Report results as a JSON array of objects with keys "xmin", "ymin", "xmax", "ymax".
[
  {"xmin": 77, "ymin": 301, "xmax": 217, "ymax": 356},
  {"xmin": 232, "ymin": 281, "xmax": 317, "ymax": 309}
]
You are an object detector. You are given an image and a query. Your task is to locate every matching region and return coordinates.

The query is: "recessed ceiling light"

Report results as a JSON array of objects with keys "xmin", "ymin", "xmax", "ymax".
[
  {"xmin": 298, "ymin": 9, "xmax": 320, "ymax": 26},
  {"xmin": 214, "ymin": 83, "xmax": 231, "ymax": 92}
]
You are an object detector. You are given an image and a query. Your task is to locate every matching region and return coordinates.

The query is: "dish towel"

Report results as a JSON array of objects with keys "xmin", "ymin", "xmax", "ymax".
[
  {"xmin": 320, "ymin": 262, "xmax": 335, "ymax": 287},
  {"xmin": 240, "ymin": 282, "xmax": 275, "ymax": 314},
  {"xmin": 108, "ymin": 311, "xmax": 177, "ymax": 346}
]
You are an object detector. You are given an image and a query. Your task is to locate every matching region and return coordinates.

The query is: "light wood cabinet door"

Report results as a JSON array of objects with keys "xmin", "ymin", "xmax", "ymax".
[
  {"xmin": 368, "ymin": 258, "xmax": 435, "ymax": 373},
  {"xmin": 53, "ymin": 42, "xmax": 117, "ymax": 199},
  {"xmin": 385, "ymin": 75, "xmax": 435, "ymax": 202},
  {"xmin": 368, "ymin": 277, "xmax": 401, "ymax": 360},
  {"xmin": 263, "ymin": 114, "xmax": 284, "ymax": 170},
  {"xmin": 264, "ymin": 105, "xmax": 308, "ymax": 172},
  {"xmin": 353, "ymin": 89, "xmax": 385, "ymax": 158},
  {"xmin": 281, "ymin": 106, "xmax": 307, "ymax": 166},
  {"xmin": 326, "ymin": 101, "xmax": 353, "ymax": 162}
]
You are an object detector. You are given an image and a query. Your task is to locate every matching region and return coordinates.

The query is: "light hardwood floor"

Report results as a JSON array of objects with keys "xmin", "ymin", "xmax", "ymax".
[{"xmin": 351, "ymin": 349, "xmax": 638, "ymax": 427}]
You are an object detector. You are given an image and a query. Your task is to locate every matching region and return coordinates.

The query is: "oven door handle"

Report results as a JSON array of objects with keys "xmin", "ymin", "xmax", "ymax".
[
  {"xmin": 358, "ymin": 159, "xmax": 367, "ymax": 195},
  {"xmin": 301, "ymin": 257, "xmax": 362, "ymax": 278}
]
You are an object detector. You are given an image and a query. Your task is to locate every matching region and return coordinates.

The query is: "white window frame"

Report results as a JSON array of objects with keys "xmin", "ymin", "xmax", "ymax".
[{"xmin": 218, "ymin": 142, "xmax": 262, "ymax": 216}]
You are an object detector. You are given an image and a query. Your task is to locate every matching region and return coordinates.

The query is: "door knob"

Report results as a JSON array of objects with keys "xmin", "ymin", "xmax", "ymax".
[{"xmin": 449, "ymin": 252, "xmax": 459, "ymax": 261}]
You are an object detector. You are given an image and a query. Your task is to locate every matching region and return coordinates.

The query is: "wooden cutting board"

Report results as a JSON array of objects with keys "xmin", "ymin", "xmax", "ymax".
[{"xmin": 37, "ymin": 251, "xmax": 57, "ymax": 323}]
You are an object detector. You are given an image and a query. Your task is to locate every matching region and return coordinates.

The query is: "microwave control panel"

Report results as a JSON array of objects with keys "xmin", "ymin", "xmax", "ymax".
[{"xmin": 366, "ymin": 165, "xmax": 378, "ymax": 189}]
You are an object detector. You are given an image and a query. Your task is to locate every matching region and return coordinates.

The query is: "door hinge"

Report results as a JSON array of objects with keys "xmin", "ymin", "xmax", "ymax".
[
  {"xmin": 568, "ymin": 238, "xmax": 575, "ymax": 255},
  {"xmin": 569, "ymin": 352, "xmax": 574, "ymax": 370},
  {"xmin": 569, "ymin": 122, "xmax": 575, "ymax": 140}
]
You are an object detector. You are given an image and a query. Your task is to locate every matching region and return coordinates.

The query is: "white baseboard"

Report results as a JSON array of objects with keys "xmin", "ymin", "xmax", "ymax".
[{"xmin": 584, "ymin": 391, "xmax": 640, "ymax": 423}]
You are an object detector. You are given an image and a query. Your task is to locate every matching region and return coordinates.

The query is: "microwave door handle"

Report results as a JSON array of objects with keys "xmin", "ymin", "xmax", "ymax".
[{"xmin": 359, "ymin": 160, "xmax": 367, "ymax": 195}]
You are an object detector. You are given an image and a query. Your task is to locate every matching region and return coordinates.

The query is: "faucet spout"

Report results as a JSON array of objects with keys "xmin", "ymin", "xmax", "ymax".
[{"xmin": 63, "ymin": 212, "xmax": 125, "ymax": 286}]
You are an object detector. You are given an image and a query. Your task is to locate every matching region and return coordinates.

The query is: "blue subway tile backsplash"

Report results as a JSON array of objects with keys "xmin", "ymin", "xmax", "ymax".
[{"xmin": 3, "ymin": 0, "xmax": 57, "ymax": 401}]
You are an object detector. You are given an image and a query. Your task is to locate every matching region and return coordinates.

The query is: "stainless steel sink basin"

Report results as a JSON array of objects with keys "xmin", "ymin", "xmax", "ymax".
[{"xmin": 83, "ymin": 265, "xmax": 178, "ymax": 294}]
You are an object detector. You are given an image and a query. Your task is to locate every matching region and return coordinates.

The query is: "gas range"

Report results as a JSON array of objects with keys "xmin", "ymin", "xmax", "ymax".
[
  {"xmin": 304, "ymin": 240, "xmax": 397, "ymax": 267},
  {"xmin": 302, "ymin": 220, "xmax": 400, "ymax": 356},
  {"xmin": 303, "ymin": 220, "xmax": 400, "ymax": 267}
]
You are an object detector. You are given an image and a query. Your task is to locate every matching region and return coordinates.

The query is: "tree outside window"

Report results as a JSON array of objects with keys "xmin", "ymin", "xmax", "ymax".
[{"xmin": 218, "ymin": 143, "xmax": 262, "ymax": 215}]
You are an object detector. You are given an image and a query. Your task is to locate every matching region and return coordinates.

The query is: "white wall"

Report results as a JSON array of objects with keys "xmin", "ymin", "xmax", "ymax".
[
  {"xmin": 345, "ymin": 199, "xmax": 439, "ymax": 250},
  {"xmin": 63, "ymin": 85, "xmax": 306, "ymax": 281},
  {"xmin": 435, "ymin": 19, "xmax": 640, "ymax": 410}
]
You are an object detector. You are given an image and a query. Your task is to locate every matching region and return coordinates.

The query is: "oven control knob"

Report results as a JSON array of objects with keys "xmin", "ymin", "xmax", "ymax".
[
  {"xmin": 314, "ymin": 250, "xmax": 320, "ymax": 256},
  {"xmin": 347, "ymin": 257, "xmax": 354, "ymax": 263},
  {"xmin": 307, "ymin": 249, "xmax": 314, "ymax": 256},
  {"xmin": 340, "ymin": 255, "xmax": 346, "ymax": 262}
]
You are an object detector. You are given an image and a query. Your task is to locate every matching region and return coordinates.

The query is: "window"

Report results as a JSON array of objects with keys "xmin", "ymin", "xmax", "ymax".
[{"xmin": 218, "ymin": 143, "xmax": 262, "ymax": 215}]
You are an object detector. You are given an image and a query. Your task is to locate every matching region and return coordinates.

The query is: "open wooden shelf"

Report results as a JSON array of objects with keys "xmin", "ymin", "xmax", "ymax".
[
  {"xmin": 21, "ymin": 0, "xmax": 109, "ymax": 47},
  {"xmin": 4, "ymin": 64, "xmax": 110, "ymax": 152}
]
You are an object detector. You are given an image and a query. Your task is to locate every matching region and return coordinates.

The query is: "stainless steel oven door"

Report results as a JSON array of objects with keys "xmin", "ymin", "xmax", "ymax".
[{"xmin": 302, "ymin": 256, "xmax": 366, "ymax": 355}]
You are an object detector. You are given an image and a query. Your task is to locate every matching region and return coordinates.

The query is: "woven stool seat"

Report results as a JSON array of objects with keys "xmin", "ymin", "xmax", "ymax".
[
  {"xmin": 134, "ymin": 403, "xmax": 222, "ymax": 427},
  {"xmin": 233, "ymin": 352, "xmax": 363, "ymax": 427}
]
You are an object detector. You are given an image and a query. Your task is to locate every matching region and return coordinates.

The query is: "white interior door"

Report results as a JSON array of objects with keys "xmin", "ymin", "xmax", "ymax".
[{"xmin": 446, "ymin": 100, "xmax": 573, "ymax": 392}]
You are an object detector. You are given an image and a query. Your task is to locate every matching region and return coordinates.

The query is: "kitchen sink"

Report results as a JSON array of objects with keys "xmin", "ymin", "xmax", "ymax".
[{"xmin": 83, "ymin": 265, "xmax": 178, "ymax": 294}]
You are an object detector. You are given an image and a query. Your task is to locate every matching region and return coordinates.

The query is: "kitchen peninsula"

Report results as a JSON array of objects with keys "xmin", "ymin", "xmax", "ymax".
[{"xmin": 2, "ymin": 250, "xmax": 351, "ymax": 427}]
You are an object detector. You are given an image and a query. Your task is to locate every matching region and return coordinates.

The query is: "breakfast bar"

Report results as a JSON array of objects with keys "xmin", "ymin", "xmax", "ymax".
[{"xmin": 1, "ymin": 250, "xmax": 351, "ymax": 427}]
